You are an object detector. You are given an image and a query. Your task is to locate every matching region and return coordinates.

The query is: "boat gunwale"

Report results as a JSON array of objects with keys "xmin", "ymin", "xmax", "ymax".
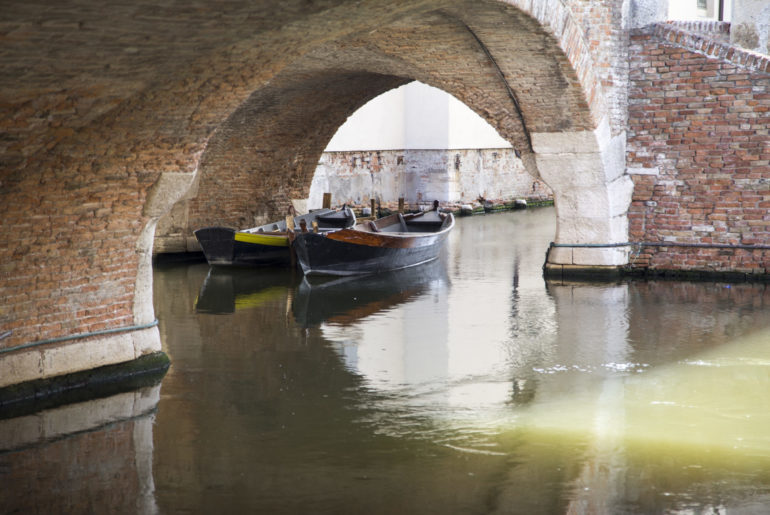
[{"xmin": 321, "ymin": 212, "xmax": 454, "ymax": 249}]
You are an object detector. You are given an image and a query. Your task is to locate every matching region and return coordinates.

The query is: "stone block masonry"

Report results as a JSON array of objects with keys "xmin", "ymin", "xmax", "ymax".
[{"xmin": 627, "ymin": 23, "xmax": 770, "ymax": 276}]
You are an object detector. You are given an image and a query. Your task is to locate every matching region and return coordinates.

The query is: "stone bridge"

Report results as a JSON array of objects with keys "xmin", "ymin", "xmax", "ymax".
[{"xmin": 1, "ymin": 0, "xmax": 769, "ymax": 390}]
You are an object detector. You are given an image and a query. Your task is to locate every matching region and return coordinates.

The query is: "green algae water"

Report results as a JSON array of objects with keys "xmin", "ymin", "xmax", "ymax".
[{"xmin": 2, "ymin": 207, "xmax": 770, "ymax": 514}]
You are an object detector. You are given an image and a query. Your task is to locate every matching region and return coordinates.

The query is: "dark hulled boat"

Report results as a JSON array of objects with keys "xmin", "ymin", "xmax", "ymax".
[
  {"xmin": 195, "ymin": 207, "xmax": 355, "ymax": 267},
  {"xmin": 291, "ymin": 204, "xmax": 454, "ymax": 276}
]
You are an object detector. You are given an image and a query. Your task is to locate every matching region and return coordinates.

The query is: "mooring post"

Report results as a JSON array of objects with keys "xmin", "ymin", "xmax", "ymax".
[
  {"xmin": 322, "ymin": 192, "xmax": 332, "ymax": 209},
  {"xmin": 398, "ymin": 197, "xmax": 404, "ymax": 213},
  {"xmin": 285, "ymin": 214, "xmax": 296, "ymax": 268},
  {"xmin": 370, "ymin": 198, "xmax": 376, "ymax": 218}
]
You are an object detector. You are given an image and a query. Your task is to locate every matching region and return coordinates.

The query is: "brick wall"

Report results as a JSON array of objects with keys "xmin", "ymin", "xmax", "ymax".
[
  {"xmin": 0, "ymin": 0, "xmax": 612, "ymax": 380},
  {"xmin": 627, "ymin": 23, "xmax": 770, "ymax": 276},
  {"xmin": 181, "ymin": 1, "xmax": 597, "ymax": 240}
]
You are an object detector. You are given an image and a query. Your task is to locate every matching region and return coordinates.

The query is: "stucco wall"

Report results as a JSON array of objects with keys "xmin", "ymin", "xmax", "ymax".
[
  {"xmin": 731, "ymin": 0, "xmax": 770, "ymax": 55},
  {"xmin": 309, "ymin": 149, "xmax": 551, "ymax": 209},
  {"xmin": 324, "ymin": 81, "xmax": 512, "ymax": 152}
]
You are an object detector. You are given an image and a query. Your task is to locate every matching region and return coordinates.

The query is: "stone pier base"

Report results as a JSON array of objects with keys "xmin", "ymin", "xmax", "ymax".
[{"xmin": 0, "ymin": 326, "xmax": 167, "ymax": 410}]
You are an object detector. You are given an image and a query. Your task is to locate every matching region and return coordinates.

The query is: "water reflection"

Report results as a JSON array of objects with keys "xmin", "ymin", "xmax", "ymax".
[
  {"xmin": 3, "ymin": 209, "xmax": 770, "ymax": 514},
  {"xmin": 0, "ymin": 385, "xmax": 161, "ymax": 514},
  {"xmin": 293, "ymin": 258, "xmax": 448, "ymax": 328},
  {"xmin": 195, "ymin": 266, "xmax": 297, "ymax": 314},
  {"xmin": 162, "ymin": 210, "xmax": 770, "ymax": 513}
]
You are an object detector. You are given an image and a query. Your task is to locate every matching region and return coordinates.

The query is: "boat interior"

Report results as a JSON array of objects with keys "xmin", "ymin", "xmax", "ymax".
[
  {"xmin": 358, "ymin": 210, "xmax": 452, "ymax": 234},
  {"xmin": 243, "ymin": 207, "xmax": 355, "ymax": 235}
]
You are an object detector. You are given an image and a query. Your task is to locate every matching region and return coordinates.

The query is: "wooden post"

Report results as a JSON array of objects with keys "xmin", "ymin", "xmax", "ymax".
[
  {"xmin": 322, "ymin": 192, "xmax": 332, "ymax": 209},
  {"xmin": 370, "ymin": 198, "xmax": 376, "ymax": 218},
  {"xmin": 398, "ymin": 197, "xmax": 404, "ymax": 213},
  {"xmin": 285, "ymin": 214, "xmax": 296, "ymax": 268}
]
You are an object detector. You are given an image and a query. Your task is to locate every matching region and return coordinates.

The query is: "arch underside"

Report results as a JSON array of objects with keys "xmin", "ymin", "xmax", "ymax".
[
  {"xmin": 186, "ymin": 1, "xmax": 628, "ymax": 268},
  {"xmin": 0, "ymin": 0, "xmax": 628, "ymax": 388}
]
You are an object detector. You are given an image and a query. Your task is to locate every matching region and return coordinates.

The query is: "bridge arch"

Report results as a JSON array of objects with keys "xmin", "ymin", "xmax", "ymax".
[
  {"xmin": 182, "ymin": 1, "xmax": 631, "ymax": 269},
  {"xmin": 0, "ymin": 0, "xmax": 629, "ymax": 388}
]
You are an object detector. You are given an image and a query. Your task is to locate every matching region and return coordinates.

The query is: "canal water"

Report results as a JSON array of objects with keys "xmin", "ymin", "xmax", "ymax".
[{"xmin": 3, "ymin": 207, "xmax": 770, "ymax": 514}]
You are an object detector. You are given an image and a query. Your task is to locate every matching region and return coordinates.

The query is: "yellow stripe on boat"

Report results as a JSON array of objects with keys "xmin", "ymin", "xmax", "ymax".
[{"xmin": 234, "ymin": 232, "xmax": 289, "ymax": 247}]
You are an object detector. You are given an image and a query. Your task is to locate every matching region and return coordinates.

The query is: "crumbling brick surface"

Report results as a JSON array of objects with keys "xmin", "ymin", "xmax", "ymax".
[
  {"xmin": 627, "ymin": 24, "xmax": 770, "ymax": 274},
  {"xmin": 0, "ymin": 0, "xmax": 616, "ymax": 353}
]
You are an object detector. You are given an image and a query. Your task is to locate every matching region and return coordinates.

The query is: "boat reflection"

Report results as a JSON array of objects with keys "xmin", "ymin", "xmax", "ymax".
[
  {"xmin": 194, "ymin": 266, "xmax": 297, "ymax": 314},
  {"xmin": 292, "ymin": 258, "xmax": 448, "ymax": 328}
]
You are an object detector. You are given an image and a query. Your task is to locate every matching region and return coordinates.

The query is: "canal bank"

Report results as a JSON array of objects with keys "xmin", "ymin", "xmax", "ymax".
[
  {"xmin": 544, "ymin": 239, "xmax": 770, "ymax": 283},
  {"xmin": 5, "ymin": 204, "xmax": 767, "ymax": 411}
]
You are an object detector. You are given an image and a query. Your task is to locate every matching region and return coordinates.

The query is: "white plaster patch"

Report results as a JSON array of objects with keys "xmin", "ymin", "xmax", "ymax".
[
  {"xmin": 0, "ymin": 350, "xmax": 43, "ymax": 388},
  {"xmin": 608, "ymin": 176, "xmax": 635, "ymax": 218},
  {"xmin": 134, "ymin": 220, "xmax": 158, "ymax": 325},
  {"xmin": 573, "ymin": 246, "xmax": 629, "ymax": 266},
  {"xmin": 531, "ymin": 130, "xmax": 600, "ymax": 154},
  {"xmin": 548, "ymin": 246, "xmax": 573, "ymax": 264},
  {"xmin": 133, "ymin": 326, "xmax": 162, "ymax": 356},
  {"xmin": 291, "ymin": 198, "xmax": 308, "ymax": 215},
  {"xmin": 536, "ymin": 152, "xmax": 606, "ymax": 186},
  {"xmin": 143, "ymin": 171, "xmax": 197, "ymax": 218},
  {"xmin": 42, "ymin": 334, "xmax": 136, "ymax": 379},
  {"xmin": 557, "ymin": 216, "xmax": 611, "ymax": 243},
  {"xmin": 609, "ymin": 214, "xmax": 630, "ymax": 243}
]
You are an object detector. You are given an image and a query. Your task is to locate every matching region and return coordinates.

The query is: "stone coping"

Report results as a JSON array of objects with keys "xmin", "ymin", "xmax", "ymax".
[
  {"xmin": 645, "ymin": 22, "xmax": 770, "ymax": 74},
  {"xmin": 664, "ymin": 20, "xmax": 731, "ymax": 38}
]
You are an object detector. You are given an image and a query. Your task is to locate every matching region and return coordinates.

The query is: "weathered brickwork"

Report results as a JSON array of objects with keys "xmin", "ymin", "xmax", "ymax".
[
  {"xmin": 0, "ymin": 0, "xmax": 642, "ymax": 387},
  {"xmin": 627, "ymin": 23, "xmax": 770, "ymax": 275},
  {"xmin": 311, "ymin": 149, "xmax": 552, "ymax": 207},
  {"xmin": 182, "ymin": 0, "xmax": 603, "ymax": 242}
]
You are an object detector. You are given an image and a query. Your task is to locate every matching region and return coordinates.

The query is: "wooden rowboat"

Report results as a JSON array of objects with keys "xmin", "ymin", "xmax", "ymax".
[
  {"xmin": 195, "ymin": 207, "xmax": 355, "ymax": 267},
  {"xmin": 290, "ymin": 202, "xmax": 454, "ymax": 276}
]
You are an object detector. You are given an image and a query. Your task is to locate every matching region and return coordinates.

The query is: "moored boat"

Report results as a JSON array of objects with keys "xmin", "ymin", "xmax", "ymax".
[
  {"xmin": 291, "ymin": 202, "xmax": 454, "ymax": 276},
  {"xmin": 195, "ymin": 207, "xmax": 355, "ymax": 266}
]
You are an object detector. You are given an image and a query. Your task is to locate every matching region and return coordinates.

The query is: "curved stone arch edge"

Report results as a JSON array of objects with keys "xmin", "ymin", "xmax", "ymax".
[
  {"xmin": 533, "ymin": 117, "xmax": 633, "ymax": 268},
  {"xmin": 135, "ymin": 169, "xmax": 200, "ymax": 323},
  {"xmin": 0, "ymin": 170, "xmax": 195, "ymax": 391}
]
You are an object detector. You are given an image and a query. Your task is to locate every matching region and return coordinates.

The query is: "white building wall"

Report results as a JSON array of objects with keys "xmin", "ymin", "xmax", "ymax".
[
  {"xmin": 311, "ymin": 81, "xmax": 533, "ymax": 209},
  {"xmin": 404, "ymin": 82, "xmax": 450, "ymax": 149},
  {"xmin": 324, "ymin": 85, "xmax": 407, "ymax": 151},
  {"xmin": 324, "ymin": 81, "xmax": 511, "ymax": 151},
  {"xmin": 447, "ymin": 93, "xmax": 511, "ymax": 149},
  {"xmin": 667, "ymin": 0, "xmax": 732, "ymax": 21}
]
